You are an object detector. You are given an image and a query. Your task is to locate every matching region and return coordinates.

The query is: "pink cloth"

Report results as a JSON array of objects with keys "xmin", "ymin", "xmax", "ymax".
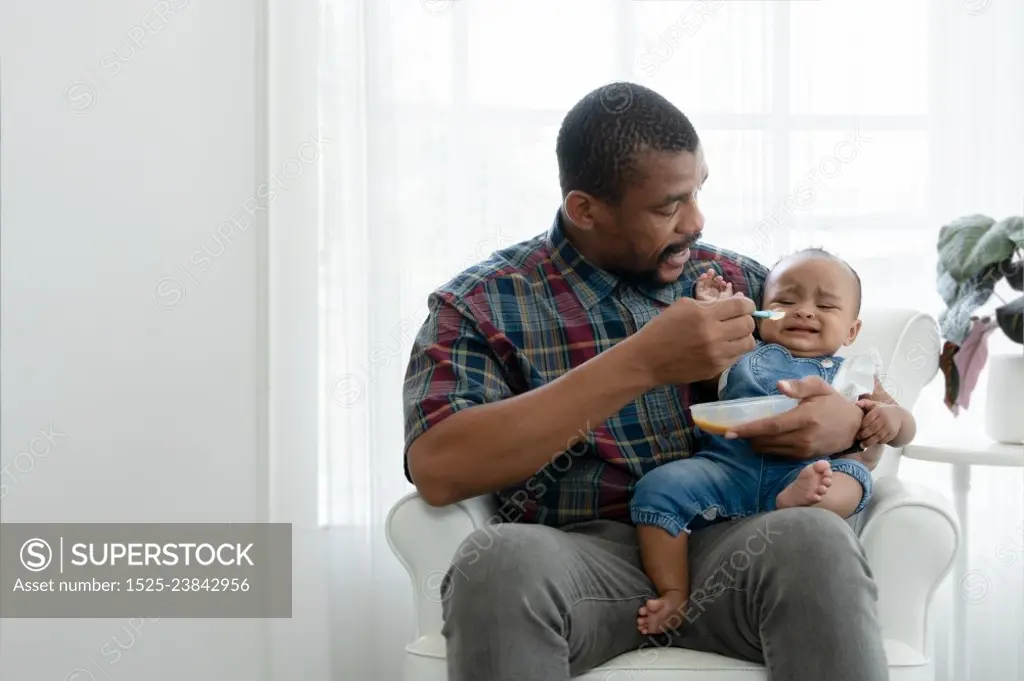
[{"xmin": 953, "ymin": 317, "xmax": 997, "ymax": 410}]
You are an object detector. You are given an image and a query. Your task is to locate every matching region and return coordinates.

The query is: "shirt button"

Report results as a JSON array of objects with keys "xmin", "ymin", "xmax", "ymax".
[{"xmin": 821, "ymin": 359, "xmax": 834, "ymax": 368}]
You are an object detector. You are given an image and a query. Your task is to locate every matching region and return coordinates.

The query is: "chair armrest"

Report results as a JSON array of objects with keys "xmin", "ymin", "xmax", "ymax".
[
  {"xmin": 857, "ymin": 476, "xmax": 959, "ymax": 654},
  {"xmin": 386, "ymin": 492, "xmax": 499, "ymax": 639}
]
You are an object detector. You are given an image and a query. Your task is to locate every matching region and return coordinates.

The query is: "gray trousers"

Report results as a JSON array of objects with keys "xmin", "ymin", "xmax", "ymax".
[{"xmin": 440, "ymin": 506, "xmax": 889, "ymax": 681}]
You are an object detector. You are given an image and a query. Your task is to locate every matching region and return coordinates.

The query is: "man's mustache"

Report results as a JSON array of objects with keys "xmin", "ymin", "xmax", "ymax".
[{"xmin": 659, "ymin": 233, "xmax": 702, "ymax": 260}]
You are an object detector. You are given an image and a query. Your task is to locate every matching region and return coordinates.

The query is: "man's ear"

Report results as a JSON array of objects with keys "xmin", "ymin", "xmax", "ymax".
[
  {"xmin": 844, "ymin": 318, "xmax": 862, "ymax": 346},
  {"xmin": 563, "ymin": 190, "xmax": 601, "ymax": 232}
]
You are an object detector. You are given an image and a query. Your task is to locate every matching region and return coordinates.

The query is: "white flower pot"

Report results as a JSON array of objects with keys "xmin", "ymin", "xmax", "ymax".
[{"xmin": 985, "ymin": 352, "xmax": 1024, "ymax": 444}]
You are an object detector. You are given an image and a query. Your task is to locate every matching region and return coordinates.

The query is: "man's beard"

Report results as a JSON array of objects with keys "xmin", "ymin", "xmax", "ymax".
[
  {"xmin": 611, "ymin": 235, "xmax": 701, "ymax": 288},
  {"xmin": 613, "ymin": 265, "xmax": 664, "ymax": 288}
]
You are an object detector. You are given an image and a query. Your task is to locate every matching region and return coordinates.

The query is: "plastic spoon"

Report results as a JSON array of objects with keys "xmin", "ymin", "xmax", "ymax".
[{"xmin": 752, "ymin": 310, "xmax": 786, "ymax": 320}]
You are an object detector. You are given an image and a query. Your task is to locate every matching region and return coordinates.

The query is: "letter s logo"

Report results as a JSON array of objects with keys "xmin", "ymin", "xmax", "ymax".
[{"xmin": 20, "ymin": 538, "xmax": 52, "ymax": 572}]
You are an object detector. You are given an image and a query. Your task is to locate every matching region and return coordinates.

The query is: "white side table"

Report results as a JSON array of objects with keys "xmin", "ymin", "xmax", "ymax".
[{"xmin": 902, "ymin": 439, "xmax": 1024, "ymax": 681}]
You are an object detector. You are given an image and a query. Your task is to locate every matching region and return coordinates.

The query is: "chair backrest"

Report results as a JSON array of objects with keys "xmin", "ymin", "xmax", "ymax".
[{"xmin": 837, "ymin": 308, "xmax": 941, "ymax": 478}]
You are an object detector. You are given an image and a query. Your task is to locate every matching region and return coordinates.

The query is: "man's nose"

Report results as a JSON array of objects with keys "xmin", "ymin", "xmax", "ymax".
[
  {"xmin": 691, "ymin": 205, "xmax": 705, "ymax": 232},
  {"xmin": 676, "ymin": 219, "xmax": 703, "ymax": 245}
]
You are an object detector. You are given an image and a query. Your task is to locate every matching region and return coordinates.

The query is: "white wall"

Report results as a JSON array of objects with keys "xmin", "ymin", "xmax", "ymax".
[{"xmin": 1, "ymin": 1, "xmax": 270, "ymax": 679}]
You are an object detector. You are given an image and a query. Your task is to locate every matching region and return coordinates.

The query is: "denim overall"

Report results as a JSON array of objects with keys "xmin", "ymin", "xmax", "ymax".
[{"xmin": 630, "ymin": 343, "xmax": 873, "ymax": 537}]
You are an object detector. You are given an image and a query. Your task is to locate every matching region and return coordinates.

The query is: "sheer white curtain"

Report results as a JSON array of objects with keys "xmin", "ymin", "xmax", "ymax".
[{"xmin": 310, "ymin": 1, "xmax": 1024, "ymax": 679}]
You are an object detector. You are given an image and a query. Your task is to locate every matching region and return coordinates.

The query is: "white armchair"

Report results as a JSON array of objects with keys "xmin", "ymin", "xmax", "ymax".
[{"xmin": 387, "ymin": 308, "xmax": 960, "ymax": 681}]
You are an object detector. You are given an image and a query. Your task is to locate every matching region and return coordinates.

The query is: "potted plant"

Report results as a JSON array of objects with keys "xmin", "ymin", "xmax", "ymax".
[{"xmin": 936, "ymin": 214, "xmax": 1023, "ymax": 442}]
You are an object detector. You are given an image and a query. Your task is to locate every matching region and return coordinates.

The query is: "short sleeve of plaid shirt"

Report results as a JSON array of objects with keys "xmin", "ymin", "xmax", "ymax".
[{"xmin": 403, "ymin": 290, "xmax": 513, "ymax": 483}]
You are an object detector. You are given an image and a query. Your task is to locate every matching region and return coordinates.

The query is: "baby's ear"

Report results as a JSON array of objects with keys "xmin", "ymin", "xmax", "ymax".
[{"xmin": 844, "ymin": 318, "xmax": 863, "ymax": 345}]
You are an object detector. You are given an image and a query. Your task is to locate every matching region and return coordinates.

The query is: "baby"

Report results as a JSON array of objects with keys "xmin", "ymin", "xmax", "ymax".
[{"xmin": 629, "ymin": 248, "xmax": 917, "ymax": 635}]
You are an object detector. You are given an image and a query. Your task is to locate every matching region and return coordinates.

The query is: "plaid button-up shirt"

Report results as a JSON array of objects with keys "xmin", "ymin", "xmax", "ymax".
[{"xmin": 403, "ymin": 213, "xmax": 769, "ymax": 527}]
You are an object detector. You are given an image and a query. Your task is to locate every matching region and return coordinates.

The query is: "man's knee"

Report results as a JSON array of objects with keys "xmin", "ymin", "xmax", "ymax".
[
  {"xmin": 746, "ymin": 507, "xmax": 883, "ymax": 632},
  {"xmin": 441, "ymin": 524, "xmax": 566, "ymax": 617},
  {"xmin": 768, "ymin": 505, "xmax": 858, "ymax": 543},
  {"xmin": 755, "ymin": 507, "xmax": 870, "ymax": 580}
]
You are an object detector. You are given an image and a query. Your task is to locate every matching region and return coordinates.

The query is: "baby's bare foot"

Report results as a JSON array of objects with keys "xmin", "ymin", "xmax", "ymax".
[
  {"xmin": 776, "ymin": 460, "xmax": 832, "ymax": 509},
  {"xmin": 637, "ymin": 590, "xmax": 687, "ymax": 635}
]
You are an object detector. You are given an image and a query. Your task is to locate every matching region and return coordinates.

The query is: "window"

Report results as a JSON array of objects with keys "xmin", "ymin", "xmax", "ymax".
[{"xmin": 318, "ymin": 0, "xmax": 1022, "ymax": 524}]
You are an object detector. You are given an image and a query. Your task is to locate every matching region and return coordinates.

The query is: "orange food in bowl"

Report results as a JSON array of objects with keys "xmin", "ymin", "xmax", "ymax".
[{"xmin": 692, "ymin": 417, "xmax": 730, "ymax": 435}]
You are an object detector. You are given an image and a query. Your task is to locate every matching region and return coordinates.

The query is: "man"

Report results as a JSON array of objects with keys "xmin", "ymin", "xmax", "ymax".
[{"xmin": 402, "ymin": 82, "xmax": 888, "ymax": 681}]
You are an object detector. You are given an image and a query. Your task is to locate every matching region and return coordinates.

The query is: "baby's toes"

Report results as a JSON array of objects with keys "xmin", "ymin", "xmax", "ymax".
[{"xmin": 810, "ymin": 460, "xmax": 831, "ymax": 474}]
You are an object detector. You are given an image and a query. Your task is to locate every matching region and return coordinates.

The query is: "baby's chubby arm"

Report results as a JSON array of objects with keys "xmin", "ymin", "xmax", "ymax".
[{"xmin": 853, "ymin": 376, "xmax": 917, "ymax": 449}]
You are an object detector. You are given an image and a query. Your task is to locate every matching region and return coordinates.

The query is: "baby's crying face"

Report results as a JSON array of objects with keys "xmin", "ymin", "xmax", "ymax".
[{"xmin": 759, "ymin": 255, "xmax": 861, "ymax": 358}]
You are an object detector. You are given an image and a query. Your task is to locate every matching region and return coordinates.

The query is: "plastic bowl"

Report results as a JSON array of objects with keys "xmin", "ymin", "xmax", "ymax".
[{"xmin": 690, "ymin": 394, "xmax": 798, "ymax": 435}]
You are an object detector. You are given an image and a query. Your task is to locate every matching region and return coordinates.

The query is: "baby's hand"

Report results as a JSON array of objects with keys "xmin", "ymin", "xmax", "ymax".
[
  {"xmin": 694, "ymin": 269, "xmax": 733, "ymax": 303},
  {"xmin": 854, "ymin": 400, "xmax": 901, "ymax": 447}
]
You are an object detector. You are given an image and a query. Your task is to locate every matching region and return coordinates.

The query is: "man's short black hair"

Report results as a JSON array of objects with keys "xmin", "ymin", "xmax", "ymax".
[
  {"xmin": 555, "ymin": 82, "xmax": 700, "ymax": 204},
  {"xmin": 774, "ymin": 247, "xmax": 862, "ymax": 315}
]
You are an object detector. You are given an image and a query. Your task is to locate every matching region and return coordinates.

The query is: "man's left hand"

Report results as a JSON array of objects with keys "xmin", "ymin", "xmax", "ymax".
[{"xmin": 724, "ymin": 376, "xmax": 861, "ymax": 458}]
